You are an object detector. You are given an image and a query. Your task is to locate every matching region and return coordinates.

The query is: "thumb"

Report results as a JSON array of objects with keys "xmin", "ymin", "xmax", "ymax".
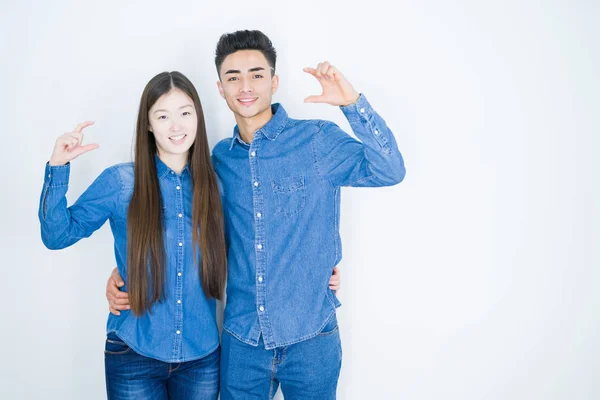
[
  {"xmin": 304, "ymin": 95, "xmax": 326, "ymax": 103},
  {"xmin": 71, "ymin": 143, "xmax": 99, "ymax": 157}
]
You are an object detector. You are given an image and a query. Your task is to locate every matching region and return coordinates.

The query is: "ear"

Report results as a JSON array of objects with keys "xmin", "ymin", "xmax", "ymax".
[
  {"xmin": 217, "ymin": 81, "xmax": 225, "ymax": 99},
  {"xmin": 148, "ymin": 125, "xmax": 153, "ymax": 133},
  {"xmin": 271, "ymin": 74, "xmax": 279, "ymax": 95}
]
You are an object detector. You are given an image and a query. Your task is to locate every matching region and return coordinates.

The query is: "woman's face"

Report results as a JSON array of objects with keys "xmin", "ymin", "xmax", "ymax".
[{"xmin": 148, "ymin": 88, "xmax": 197, "ymax": 162}]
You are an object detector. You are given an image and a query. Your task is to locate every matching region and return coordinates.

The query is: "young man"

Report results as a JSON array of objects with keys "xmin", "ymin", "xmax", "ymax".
[{"xmin": 107, "ymin": 30, "xmax": 405, "ymax": 399}]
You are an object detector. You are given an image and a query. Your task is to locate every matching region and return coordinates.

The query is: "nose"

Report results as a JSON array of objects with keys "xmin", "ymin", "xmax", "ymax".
[
  {"xmin": 170, "ymin": 119, "xmax": 182, "ymax": 132},
  {"xmin": 239, "ymin": 77, "xmax": 253, "ymax": 93}
]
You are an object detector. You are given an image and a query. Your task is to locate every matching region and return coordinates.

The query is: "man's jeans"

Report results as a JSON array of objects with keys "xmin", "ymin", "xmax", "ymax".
[
  {"xmin": 220, "ymin": 316, "xmax": 342, "ymax": 400},
  {"xmin": 104, "ymin": 332, "xmax": 220, "ymax": 399}
]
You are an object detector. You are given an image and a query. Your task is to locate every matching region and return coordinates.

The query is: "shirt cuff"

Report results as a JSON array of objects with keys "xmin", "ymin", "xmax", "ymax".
[
  {"xmin": 339, "ymin": 94, "xmax": 372, "ymax": 122},
  {"xmin": 45, "ymin": 162, "xmax": 70, "ymax": 187}
]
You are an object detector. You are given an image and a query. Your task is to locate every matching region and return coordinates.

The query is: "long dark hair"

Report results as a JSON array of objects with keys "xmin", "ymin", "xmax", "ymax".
[{"xmin": 127, "ymin": 71, "xmax": 227, "ymax": 316}]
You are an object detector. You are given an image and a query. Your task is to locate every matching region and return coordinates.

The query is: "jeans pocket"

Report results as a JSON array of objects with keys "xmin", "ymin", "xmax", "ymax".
[
  {"xmin": 104, "ymin": 333, "xmax": 132, "ymax": 355},
  {"xmin": 317, "ymin": 315, "xmax": 339, "ymax": 337},
  {"xmin": 272, "ymin": 175, "xmax": 306, "ymax": 217}
]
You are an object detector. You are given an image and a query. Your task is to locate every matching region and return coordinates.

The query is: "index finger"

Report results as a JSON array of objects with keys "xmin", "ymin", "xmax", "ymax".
[
  {"xmin": 74, "ymin": 121, "xmax": 95, "ymax": 133},
  {"xmin": 303, "ymin": 67, "xmax": 318, "ymax": 77}
]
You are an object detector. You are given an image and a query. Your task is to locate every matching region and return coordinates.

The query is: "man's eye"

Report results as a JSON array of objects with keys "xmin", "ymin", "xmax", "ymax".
[
  {"xmin": 253, "ymin": 74, "xmax": 263, "ymax": 79},
  {"xmin": 228, "ymin": 77, "xmax": 238, "ymax": 82}
]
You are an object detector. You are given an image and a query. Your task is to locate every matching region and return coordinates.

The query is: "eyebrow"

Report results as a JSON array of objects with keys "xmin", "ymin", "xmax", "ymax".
[
  {"xmin": 224, "ymin": 67, "xmax": 268, "ymax": 75},
  {"xmin": 152, "ymin": 104, "xmax": 193, "ymax": 114}
]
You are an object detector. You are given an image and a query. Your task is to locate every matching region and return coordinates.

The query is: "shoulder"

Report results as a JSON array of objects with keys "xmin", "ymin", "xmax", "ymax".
[
  {"xmin": 101, "ymin": 162, "xmax": 134, "ymax": 188},
  {"xmin": 211, "ymin": 138, "xmax": 233, "ymax": 162}
]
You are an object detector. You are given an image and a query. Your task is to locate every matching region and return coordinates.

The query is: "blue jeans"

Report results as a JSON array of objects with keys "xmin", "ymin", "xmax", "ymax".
[
  {"xmin": 104, "ymin": 333, "xmax": 219, "ymax": 399},
  {"xmin": 220, "ymin": 316, "xmax": 342, "ymax": 400}
]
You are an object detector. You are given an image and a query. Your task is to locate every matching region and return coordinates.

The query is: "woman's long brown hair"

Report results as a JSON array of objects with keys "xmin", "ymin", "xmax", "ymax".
[{"xmin": 127, "ymin": 71, "xmax": 227, "ymax": 316}]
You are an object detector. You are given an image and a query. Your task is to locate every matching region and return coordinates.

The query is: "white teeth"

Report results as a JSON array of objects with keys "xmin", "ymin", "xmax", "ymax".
[
  {"xmin": 170, "ymin": 134, "xmax": 185, "ymax": 141},
  {"xmin": 239, "ymin": 98, "xmax": 256, "ymax": 103}
]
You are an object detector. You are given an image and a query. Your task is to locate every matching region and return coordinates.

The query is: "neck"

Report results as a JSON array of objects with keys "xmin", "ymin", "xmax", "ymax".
[
  {"xmin": 157, "ymin": 151, "xmax": 188, "ymax": 174},
  {"xmin": 236, "ymin": 106, "xmax": 274, "ymax": 144}
]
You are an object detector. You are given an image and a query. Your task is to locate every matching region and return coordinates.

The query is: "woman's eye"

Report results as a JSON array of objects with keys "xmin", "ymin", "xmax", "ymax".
[{"xmin": 158, "ymin": 115, "xmax": 167, "ymax": 120}]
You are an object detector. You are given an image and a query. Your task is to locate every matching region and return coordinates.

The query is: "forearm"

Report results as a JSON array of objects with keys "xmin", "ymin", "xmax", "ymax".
[{"xmin": 339, "ymin": 94, "xmax": 405, "ymax": 186}]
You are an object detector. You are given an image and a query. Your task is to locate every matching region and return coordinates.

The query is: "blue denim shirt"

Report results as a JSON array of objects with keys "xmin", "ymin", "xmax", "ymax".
[
  {"xmin": 38, "ymin": 157, "xmax": 219, "ymax": 363},
  {"xmin": 212, "ymin": 94, "xmax": 405, "ymax": 350}
]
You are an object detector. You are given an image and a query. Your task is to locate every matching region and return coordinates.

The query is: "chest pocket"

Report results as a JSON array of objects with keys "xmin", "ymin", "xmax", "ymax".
[{"xmin": 271, "ymin": 175, "xmax": 306, "ymax": 217}]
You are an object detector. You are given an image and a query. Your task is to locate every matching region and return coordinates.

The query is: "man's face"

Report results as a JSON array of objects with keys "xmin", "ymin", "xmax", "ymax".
[{"xmin": 217, "ymin": 49, "xmax": 279, "ymax": 123}]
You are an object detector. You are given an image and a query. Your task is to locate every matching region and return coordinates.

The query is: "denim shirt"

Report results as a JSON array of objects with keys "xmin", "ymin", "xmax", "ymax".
[
  {"xmin": 38, "ymin": 156, "xmax": 219, "ymax": 363},
  {"xmin": 212, "ymin": 94, "xmax": 405, "ymax": 350}
]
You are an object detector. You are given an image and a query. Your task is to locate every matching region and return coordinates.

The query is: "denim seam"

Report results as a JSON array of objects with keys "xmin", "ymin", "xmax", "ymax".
[
  {"xmin": 104, "ymin": 348, "xmax": 132, "ymax": 355},
  {"xmin": 334, "ymin": 186, "xmax": 339, "ymax": 263},
  {"xmin": 222, "ymin": 327, "xmax": 259, "ymax": 347},
  {"xmin": 41, "ymin": 184, "xmax": 50, "ymax": 219},
  {"xmin": 345, "ymin": 172, "xmax": 376, "ymax": 187},
  {"xmin": 272, "ymin": 176, "xmax": 306, "ymax": 217},
  {"xmin": 108, "ymin": 330, "xmax": 219, "ymax": 363},
  {"xmin": 261, "ymin": 309, "xmax": 337, "ymax": 350},
  {"xmin": 317, "ymin": 325, "xmax": 339, "ymax": 337},
  {"xmin": 168, "ymin": 363, "xmax": 182, "ymax": 375},
  {"xmin": 269, "ymin": 355, "xmax": 277, "ymax": 400},
  {"xmin": 311, "ymin": 121, "xmax": 336, "ymax": 188}
]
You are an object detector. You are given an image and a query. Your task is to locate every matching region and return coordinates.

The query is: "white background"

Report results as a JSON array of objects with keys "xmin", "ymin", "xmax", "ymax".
[{"xmin": 1, "ymin": 1, "xmax": 598, "ymax": 399}]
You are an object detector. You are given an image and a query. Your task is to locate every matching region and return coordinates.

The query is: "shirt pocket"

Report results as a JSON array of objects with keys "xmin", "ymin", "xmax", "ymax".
[{"xmin": 271, "ymin": 175, "xmax": 306, "ymax": 217}]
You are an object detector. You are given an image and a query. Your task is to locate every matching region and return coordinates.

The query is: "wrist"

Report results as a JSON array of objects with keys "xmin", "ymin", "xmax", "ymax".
[
  {"xmin": 48, "ymin": 158, "xmax": 66, "ymax": 167},
  {"xmin": 341, "ymin": 92, "xmax": 360, "ymax": 107}
]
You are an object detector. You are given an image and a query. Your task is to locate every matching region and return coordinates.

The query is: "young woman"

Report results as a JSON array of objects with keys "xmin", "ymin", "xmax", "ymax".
[{"xmin": 39, "ymin": 71, "xmax": 225, "ymax": 399}]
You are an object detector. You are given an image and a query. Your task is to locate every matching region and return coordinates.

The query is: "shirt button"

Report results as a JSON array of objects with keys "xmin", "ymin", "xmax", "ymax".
[
  {"xmin": 256, "ymin": 212, "xmax": 262, "ymax": 218},
  {"xmin": 258, "ymin": 276, "xmax": 263, "ymax": 282},
  {"xmin": 360, "ymin": 108, "xmax": 365, "ymax": 113},
  {"xmin": 176, "ymin": 186, "xmax": 181, "ymax": 190},
  {"xmin": 176, "ymin": 330, "xmax": 181, "ymax": 335},
  {"xmin": 257, "ymin": 244, "xmax": 262, "ymax": 250},
  {"xmin": 178, "ymin": 213, "xmax": 182, "ymax": 218},
  {"xmin": 374, "ymin": 129, "xmax": 380, "ymax": 135},
  {"xmin": 251, "ymin": 151, "xmax": 256, "ymax": 157},
  {"xmin": 48, "ymin": 174, "xmax": 51, "ymax": 178},
  {"xmin": 177, "ymin": 300, "xmax": 181, "ymax": 304},
  {"xmin": 178, "ymin": 242, "xmax": 183, "ymax": 247},
  {"xmin": 178, "ymin": 272, "xmax": 182, "ymax": 277},
  {"xmin": 253, "ymin": 181, "xmax": 259, "ymax": 187},
  {"xmin": 259, "ymin": 306, "xmax": 264, "ymax": 312},
  {"xmin": 170, "ymin": 171, "xmax": 174, "ymax": 174}
]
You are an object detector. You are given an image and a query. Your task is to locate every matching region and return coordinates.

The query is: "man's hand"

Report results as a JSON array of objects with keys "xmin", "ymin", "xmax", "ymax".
[
  {"xmin": 106, "ymin": 267, "xmax": 129, "ymax": 316},
  {"xmin": 303, "ymin": 62, "xmax": 360, "ymax": 107},
  {"xmin": 328, "ymin": 266, "xmax": 341, "ymax": 294}
]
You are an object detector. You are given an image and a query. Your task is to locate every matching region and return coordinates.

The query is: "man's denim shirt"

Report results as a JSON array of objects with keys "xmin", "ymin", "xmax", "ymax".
[
  {"xmin": 212, "ymin": 94, "xmax": 405, "ymax": 350},
  {"xmin": 38, "ymin": 157, "xmax": 219, "ymax": 363}
]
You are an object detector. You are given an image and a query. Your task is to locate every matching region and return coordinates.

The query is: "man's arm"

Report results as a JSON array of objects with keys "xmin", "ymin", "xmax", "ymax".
[
  {"xmin": 106, "ymin": 268, "xmax": 129, "ymax": 316},
  {"xmin": 106, "ymin": 266, "xmax": 341, "ymax": 314},
  {"xmin": 305, "ymin": 62, "xmax": 406, "ymax": 187}
]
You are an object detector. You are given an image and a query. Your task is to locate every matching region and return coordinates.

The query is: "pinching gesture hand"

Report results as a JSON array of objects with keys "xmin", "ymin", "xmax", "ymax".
[{"xmin": 49, "ymin": 121, "xmax": 99, "ymax": 166}]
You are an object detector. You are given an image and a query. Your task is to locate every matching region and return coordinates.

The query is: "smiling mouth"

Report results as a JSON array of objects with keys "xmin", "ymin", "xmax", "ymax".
[
  {"xmin": 238, "ymin": 97, "xmax": 258, "ymax": 106},
  {"xmin": 169, "ymin": 134, "xmax": 187, "ymax": 142}
]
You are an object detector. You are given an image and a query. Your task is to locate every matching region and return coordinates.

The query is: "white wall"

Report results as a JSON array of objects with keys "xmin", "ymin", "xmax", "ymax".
[{"xmin": 1, "ymin": 1, "xmax": 598, "ymax": 399}]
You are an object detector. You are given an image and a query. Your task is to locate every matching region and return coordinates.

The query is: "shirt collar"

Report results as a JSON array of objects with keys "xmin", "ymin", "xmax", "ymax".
[
  {"xmin": 154, "ymin": 154, "xmax": 189, "ymax": 180},
  {"xmin": 229, "ymin": 103, "xmax": 288, "ymax": 150}
]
